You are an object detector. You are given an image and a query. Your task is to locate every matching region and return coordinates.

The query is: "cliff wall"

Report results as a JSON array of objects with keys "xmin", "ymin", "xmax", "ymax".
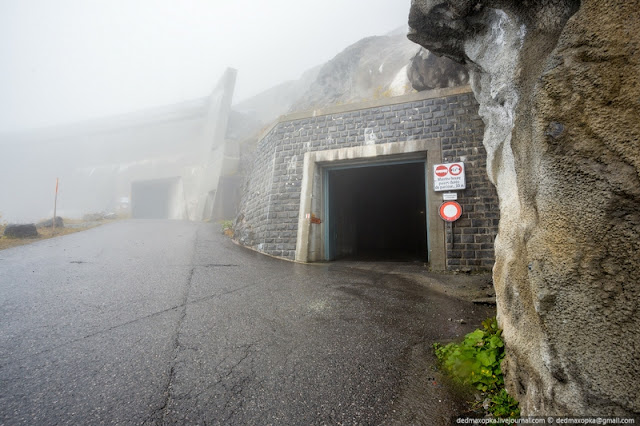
[{"xmin": 408, "ymin": 0, "xmax": 640, "ymax": 416}]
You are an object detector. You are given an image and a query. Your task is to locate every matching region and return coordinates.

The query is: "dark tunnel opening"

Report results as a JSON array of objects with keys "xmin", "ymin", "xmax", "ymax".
[
  {"xmin": 327, "ymin": 161, "xmax": 428, "ymax": 262},
  {"xmin": 131, "ymin": 179, "xmax": 172, "ymax": 219}
]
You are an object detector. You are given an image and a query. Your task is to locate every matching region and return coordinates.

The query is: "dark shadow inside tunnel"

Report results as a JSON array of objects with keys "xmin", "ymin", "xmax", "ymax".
[
  {"xmin": 327, "ymin": 161, "xmax": 427, "ymax": 262},
  {"xmin": 131, "ymin": 178, "xmax": 176, "ymax": 219}
]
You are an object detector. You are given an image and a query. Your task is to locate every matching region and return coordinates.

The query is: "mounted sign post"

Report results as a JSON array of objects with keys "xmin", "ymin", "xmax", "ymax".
[
  {"xmin": 433, "ymin": 162, "xmax": 465, "ymax": 191},
  {"xmin": 439, "ymin": 201, "xmax": 462, "ymax": 222}
]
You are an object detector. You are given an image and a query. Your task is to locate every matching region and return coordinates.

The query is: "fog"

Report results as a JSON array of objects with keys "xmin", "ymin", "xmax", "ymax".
[
  {"xmin": 0, "ymin": 0, "xmax": 410, "ymax": 224},
  {"xmin": 0, "ymin": 0, "xmax": 409, "ymax": 132}
]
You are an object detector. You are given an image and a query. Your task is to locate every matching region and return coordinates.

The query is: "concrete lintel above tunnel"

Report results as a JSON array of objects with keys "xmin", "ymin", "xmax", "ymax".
[{"xmin": 295, "ymin": 139, "xmax": 446, "ymax": 270}]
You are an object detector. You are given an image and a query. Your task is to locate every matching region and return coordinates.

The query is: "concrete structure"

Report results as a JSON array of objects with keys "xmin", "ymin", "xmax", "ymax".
[
  {"xmin": 234, "ymin": 86, "xmax": 499, "ymax": 271},
  {"xmin": 0, "ymin": 69, "xmax": 238, "ymax": 223}
]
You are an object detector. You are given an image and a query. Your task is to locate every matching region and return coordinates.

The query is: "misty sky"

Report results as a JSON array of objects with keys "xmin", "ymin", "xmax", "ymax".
[{"xmin": 0, "ymin": 0, "xmax": 411, "ymax": 133}]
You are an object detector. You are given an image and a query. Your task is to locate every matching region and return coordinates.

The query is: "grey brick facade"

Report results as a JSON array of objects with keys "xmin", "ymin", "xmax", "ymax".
[{"xmin": 235, "ymin": 87, "xmax": 499, "ymax": 271}]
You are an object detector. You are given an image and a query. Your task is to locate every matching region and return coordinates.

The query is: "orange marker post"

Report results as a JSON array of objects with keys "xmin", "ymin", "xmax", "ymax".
[{"xmin": 52, "ymin": 178, "xmax": 59, "ymax": 235}]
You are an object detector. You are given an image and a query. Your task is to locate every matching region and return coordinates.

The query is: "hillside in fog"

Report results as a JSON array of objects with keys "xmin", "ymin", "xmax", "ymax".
[
  {"xmin": 234, "ymin": 27, "xmax": 468, "ymax": 126},
  {"xmin": 233, "ymin": 28, "xmax": 418, "ymax": 124}
]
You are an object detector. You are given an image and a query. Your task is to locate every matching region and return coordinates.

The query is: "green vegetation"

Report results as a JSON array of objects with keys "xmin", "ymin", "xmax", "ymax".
[
  {"xmin": 488, "ymin": 388, "xmax": 521, "ymax": 418},
  {"xmin": 433, "ymin": 317, "xmax": 520, "ymax": 418},
  {"xmin": 219, "ymin": 220, "xmax": 234, "ymax": 237}
]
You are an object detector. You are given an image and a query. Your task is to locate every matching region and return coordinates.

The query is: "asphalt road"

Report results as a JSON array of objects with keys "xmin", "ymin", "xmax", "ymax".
[{"xmin": 0, "ymin": 220, "xmax": 493, "ymax": 425}]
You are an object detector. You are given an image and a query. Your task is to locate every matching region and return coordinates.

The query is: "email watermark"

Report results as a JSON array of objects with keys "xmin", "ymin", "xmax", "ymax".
[{"xmin": 453, "ymin": 417, "xmax": 636, "ymax": 425}]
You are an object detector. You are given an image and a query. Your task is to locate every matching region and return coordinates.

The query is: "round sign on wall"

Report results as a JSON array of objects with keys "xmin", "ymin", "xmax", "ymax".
[
  {"xmin": 449, "ymin": 163, "xmax": 463, "ymax": 176},
  {"xmin": 439, "ymin": 201, "xmax": 462, "ymax": 222},
  {"xmin": 435, "ymin": 165, "xmax": 448, "ymax": 177}
]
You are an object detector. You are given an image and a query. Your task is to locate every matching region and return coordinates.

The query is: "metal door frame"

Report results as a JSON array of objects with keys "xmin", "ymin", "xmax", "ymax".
[{"xmin": 323, "ymin": 158, "xmax": 429, "ymax": 261}]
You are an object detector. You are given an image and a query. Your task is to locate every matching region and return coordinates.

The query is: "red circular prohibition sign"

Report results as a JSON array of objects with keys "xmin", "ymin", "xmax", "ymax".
[
  {"xmin": 435, "ymin": 165, "xmax": 448, "ymax": 177},
  {"xmin": 449, "ymin": 163, "xmax": 463, "ymax": 176},
  {"xmin": 439, "ymin": 201, "xmax": 462, "ymax": 222}
]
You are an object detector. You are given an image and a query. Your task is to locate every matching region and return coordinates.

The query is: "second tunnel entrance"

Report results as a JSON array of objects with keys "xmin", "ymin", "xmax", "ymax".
[{"xmin": 326, "ymin": 161, "xmax": 428, "ymax": 262}]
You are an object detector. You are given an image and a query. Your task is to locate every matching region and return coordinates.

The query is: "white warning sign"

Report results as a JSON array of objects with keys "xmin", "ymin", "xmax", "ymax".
[{"xmin": 433, "ymin": 162, "xmax": 466, "ymax": 191}]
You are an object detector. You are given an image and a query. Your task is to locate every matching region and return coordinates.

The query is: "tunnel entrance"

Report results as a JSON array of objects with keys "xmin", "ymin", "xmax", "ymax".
[
  {"xmin": 131, "ymin": 178, "xmax": 179, "ymax": 219},
  {"xmin": 326, "ymin": 161, "xmax": 427, "ymax": 261}
]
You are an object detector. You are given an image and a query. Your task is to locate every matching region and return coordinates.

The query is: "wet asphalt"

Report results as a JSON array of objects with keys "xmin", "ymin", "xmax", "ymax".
[{"xmin": 0, "ymin": 220, "xmax": 494, "ymax": 425}]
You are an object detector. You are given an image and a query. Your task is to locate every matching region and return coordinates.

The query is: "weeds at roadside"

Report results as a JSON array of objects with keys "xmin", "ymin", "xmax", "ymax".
[
  {"xmin": 0, "ymin": 217, "xmax": 120, "ymax": 251},
  {"xmin": 219, "ymin": 220, "xmax": 234, "ymax": 237},
  {"xmin": 434, "ymin": 317, "xmax": 520, "ymax": 419}
]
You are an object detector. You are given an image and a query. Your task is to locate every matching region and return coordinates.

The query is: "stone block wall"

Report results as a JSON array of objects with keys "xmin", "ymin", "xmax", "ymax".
[
  {"xmin": 441, "ymin": 114, "xmax": 499, "ymax": 270},
  {"xmin": 234, "ymin": 87, "xmax": 499, "ymax": 271}
]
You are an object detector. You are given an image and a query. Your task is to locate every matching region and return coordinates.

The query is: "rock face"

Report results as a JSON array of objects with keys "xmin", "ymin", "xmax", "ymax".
[
  {"xmin": 235, "ymin": 27, "xmax": 476, "ymax": 128},
  {"xmin": 290, "ymin": 32, "xmax": 420, "ymax": 112},
  {"xmin": 407, "ymin": 48, "xmax": 469, "ymax": 91},
  {"xmin": 408, "ymin": 0, "xmax": 640, "ymax": 416},
  {"xmin": 4, "ymin": 224, "xmax": 38, "ymax": 238}
]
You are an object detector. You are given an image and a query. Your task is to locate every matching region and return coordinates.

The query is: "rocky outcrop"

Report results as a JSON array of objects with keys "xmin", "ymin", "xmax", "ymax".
[
  {"xmin": 408, "ymin": 0, "xmax": 640, "ymax": 416},
  {"xmin": 4, "ymin": 224, "xmax": 38, "ymax": 238},
  {"xmin": 407, "ymin": 48, "xmax": 469, "ymax": 91},
  {"xmin": 235, "ymin": 28, "xmax": 477, "ymax": 127},
  {"xmin": 290, "ymin": 32, "xmax": 419, "ymax": 112}
]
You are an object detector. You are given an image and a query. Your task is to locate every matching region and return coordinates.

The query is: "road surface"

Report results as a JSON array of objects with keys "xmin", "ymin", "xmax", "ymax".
[{"xmin": 0, "ymin": 220, "xmax": 493, "ymax": 424}]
